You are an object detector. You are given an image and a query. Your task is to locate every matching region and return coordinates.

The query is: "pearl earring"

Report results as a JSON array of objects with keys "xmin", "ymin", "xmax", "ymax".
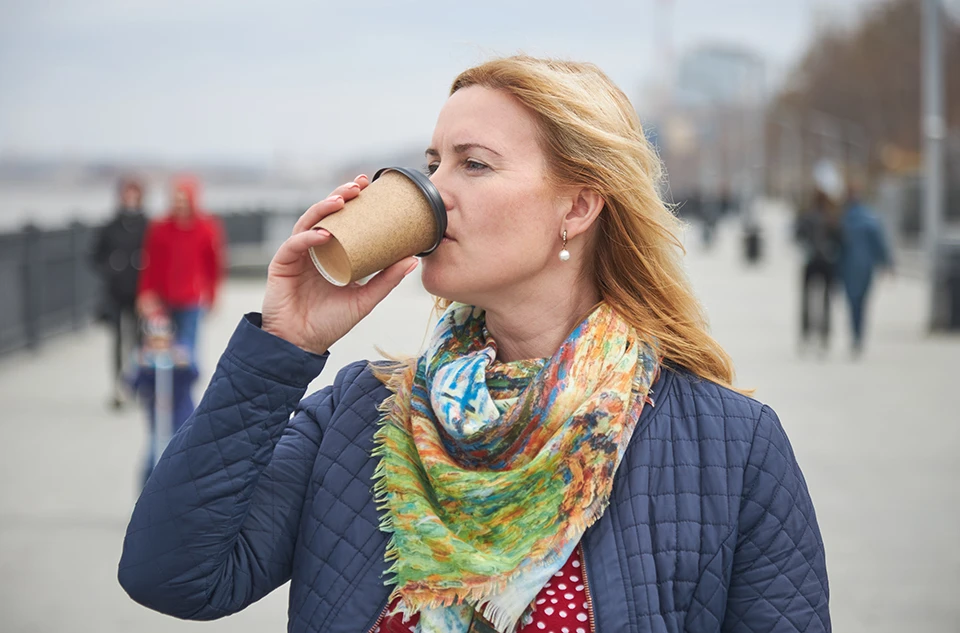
[{"xmin": 559, "ymin": 230, "xmax": 571, "ymax": 262}]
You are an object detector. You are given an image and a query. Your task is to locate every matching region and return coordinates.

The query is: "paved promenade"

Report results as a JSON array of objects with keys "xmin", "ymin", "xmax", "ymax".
[{"xmin": 0, "ymin": 204, "xmax": 956, "ymax": 632}]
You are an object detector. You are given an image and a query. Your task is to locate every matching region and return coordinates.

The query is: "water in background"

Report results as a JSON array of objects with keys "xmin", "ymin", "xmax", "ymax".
[{"xmin": 0, "ymin": 181, "xmax": 339, "ymax": 231}]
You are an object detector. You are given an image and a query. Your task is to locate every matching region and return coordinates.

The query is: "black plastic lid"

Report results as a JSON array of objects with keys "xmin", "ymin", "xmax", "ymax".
[{"xmin": 372, "ymin": 166, "xmax": 448, "ymax": 256}]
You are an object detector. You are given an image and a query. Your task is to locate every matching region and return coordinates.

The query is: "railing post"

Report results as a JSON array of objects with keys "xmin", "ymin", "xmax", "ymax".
[
  {"xmin": 70, "ymin": 220, "xmax": 87, "ymax": 330},
  {"xmin": 21, "ymin": 223, "xmax": 42, "ymax": 349}
]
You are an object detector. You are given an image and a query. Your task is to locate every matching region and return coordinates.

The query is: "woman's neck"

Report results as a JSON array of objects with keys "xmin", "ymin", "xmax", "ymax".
[{"xmin": 483, "ymin": 276, "xmax": 601, "ymax": 363}]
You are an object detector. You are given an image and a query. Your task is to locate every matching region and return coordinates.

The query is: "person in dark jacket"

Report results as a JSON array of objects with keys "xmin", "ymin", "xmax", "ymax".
[
  {"xmin": 795, "ymin": 164, "xmax": 844, "ymax": 356},
  {"xmin": 91, "ymin": 177, "xmax": 149, "ymax": 408},
  {"xmin": 838, "ymin": 184, "xmax": 893, "ymax": 357},
  {"xmin": 118, "ymin": 56, "xmax": 829, "ymax": 633}
]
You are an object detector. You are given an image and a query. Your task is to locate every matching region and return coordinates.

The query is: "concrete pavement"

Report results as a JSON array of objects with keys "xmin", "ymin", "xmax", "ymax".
[{"xmin": 0, "ymin": 202, "xmax": 957, "ymax": 632}]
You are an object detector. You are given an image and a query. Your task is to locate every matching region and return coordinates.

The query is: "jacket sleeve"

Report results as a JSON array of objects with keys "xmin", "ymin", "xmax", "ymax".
[
  {"xmin": 137, "ymin": 221, "xmax": 161, "ymax": 301},
  {"xmin": 722, "ymin": 406, "xmax": 831, "ymax": 633},
  {"xmin": 118, "ymin": 313, "xmax": 331, "ymax": 620}
]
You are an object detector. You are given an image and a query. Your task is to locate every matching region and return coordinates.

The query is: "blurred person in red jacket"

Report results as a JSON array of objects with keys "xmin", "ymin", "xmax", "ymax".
[{"xmin": 137, "ymin": 175, "xmax": 226, "ymax": 362}]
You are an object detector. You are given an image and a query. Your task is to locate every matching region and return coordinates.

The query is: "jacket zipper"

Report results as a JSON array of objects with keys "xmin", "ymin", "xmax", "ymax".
[
  {"xmin": 578, "ymin": 542, "xmax": 598, "ymax": 632},
  {"xmin": 365, "ymin": 600, "xmax": 390, "ymax": 633}
]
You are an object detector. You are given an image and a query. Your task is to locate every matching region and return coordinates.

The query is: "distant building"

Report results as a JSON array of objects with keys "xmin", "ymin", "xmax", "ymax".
[{"xmin": 654, "ymin": 44, "xmax": 767, "ymax": 213}]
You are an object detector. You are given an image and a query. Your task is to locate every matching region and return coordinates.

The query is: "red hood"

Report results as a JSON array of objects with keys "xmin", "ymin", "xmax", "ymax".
[{"xmin": 171, "ymin": 174, "xmax": 202, "ymax": 217}]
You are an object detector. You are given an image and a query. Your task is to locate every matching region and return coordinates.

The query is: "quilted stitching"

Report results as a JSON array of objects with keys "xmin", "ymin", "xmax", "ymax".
[{"xmin": 118, "ymin": 318, "xmax": 829, "ymax": 633}]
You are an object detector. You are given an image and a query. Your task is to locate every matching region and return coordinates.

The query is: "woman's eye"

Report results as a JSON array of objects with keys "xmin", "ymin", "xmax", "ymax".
[
  {"xmin": 465, "ymin": 159, "xmax": 488, "ymax": 172},
  {"xmin": 424, "ymin": 163, "xmax": 439, "ymax": 175}
]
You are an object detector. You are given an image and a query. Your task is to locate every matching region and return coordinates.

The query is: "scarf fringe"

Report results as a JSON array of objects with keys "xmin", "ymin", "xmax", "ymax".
[{"xmin": 370, "ymin": 359, "xmax": 416, "ymax": 591}]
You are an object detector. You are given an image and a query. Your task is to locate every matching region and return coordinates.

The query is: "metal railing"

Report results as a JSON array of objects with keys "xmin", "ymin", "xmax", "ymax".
[{"xmin": 0, "ymin": 210, "xmax": 273, "ymax": 357}]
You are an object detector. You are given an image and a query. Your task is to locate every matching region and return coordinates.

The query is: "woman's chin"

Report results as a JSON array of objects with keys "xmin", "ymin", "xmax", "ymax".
[
  {"xmin": 420, "ymin": 267, "xmax": 449, "ymax": 298},
  {"xmin": 421, "ymin": 262, "xmax": 466, "ymax": 303}
]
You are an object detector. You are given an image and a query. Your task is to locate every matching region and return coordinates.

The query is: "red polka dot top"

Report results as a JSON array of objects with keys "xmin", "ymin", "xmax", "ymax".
[{"xmin": 378, "ymin": 544, "xmax": 595, "ymax": 633}]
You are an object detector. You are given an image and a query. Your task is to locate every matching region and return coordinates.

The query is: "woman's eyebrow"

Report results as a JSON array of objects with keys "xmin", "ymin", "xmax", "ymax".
[{"xmin": 424, "ymin": 143, "xmax": 503, "ymax": 159}]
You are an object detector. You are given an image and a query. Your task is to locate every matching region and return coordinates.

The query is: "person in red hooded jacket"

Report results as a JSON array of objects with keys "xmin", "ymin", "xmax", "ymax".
[{"xmin": 137, "ymin": 175, "xmax": 226, "ymax": 361}]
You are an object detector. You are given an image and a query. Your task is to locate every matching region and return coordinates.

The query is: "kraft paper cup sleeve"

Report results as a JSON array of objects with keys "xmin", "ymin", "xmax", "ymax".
[
  {"xmin": 308, "ymin": 167, "xmax": 447, "ymax": 286},
  {"xmin": 372, "ymin": 167, "xmax": 447, "ymax": 256}
]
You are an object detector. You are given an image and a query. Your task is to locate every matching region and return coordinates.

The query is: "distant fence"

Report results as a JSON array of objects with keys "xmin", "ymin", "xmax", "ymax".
[{"xmin": 0, "ymin": 209, "xmax": 280, "ymax": 357}]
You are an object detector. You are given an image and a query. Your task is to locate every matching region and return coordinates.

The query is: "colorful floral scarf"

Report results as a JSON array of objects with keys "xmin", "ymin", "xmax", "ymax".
[{"xmin": 373, "ymin": 302, "xmax": 660, "ymax": 633}]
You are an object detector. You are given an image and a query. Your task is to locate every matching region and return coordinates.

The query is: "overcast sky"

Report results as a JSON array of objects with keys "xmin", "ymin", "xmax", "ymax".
[{"xmin": 0, "ymin": 0, "xmax": 939, "ymax": 166}]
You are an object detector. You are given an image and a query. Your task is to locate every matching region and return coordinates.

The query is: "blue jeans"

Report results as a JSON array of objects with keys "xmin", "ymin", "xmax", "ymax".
[
  {"xmin": 170, "ymin": 307, "xmax": 202, "ymax": 361},
  {"xmin": 846, "ymin": 286, "xmax": 871, "ymax": 348}
]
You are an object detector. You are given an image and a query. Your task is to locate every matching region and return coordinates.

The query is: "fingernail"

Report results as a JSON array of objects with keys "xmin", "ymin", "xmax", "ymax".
[
  {"xmin": 313, "ymin": 228, "xmax": 330, "ymax": 236},
  {"xmin": 347, "ymin": 182, "xmax": 361, "ymax": 189},
  {"xmin": 328, "ymin": 194, "xmax": 343, "ymax": 202},
  {"xmin": 404, "ymin": 259, "xmax": 419, "ymax": 275},
  {"xmin": 355, "ymin": 174, "xmax": 368, "ymax": 181}
]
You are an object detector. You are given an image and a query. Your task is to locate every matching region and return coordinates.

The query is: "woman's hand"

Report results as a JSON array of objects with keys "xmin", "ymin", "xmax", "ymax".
[{"xmin": 261, "ymin": 175, "xmax": 419, "ymax": 355}]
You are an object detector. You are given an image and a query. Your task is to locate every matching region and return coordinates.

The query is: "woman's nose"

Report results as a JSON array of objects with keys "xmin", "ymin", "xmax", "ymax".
[{"xmin": 429, "ymin": 171, "xmax": 453, "ymax": 213}]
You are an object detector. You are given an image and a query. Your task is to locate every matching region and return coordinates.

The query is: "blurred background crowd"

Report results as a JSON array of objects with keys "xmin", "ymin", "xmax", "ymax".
[{"xmin": 0, "ymin": 1, "xmax": 958, "ymax": 632}]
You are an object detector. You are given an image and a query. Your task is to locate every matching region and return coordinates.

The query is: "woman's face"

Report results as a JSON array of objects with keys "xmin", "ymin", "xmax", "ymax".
[{"xmin": 420, "ymin": 86, "xmax": 569, "ymax": 306}]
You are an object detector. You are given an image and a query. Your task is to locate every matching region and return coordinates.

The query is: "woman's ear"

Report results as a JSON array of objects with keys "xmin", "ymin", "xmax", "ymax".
[{"xmin": 563, "ymin": 188, "xmax": 605, "ymax": 238}]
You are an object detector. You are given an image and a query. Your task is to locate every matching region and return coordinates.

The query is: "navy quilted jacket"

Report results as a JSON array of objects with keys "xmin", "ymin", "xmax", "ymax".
[{"xmin": 119, "ymin": 314, "xmax": 830, "ymax": 632}]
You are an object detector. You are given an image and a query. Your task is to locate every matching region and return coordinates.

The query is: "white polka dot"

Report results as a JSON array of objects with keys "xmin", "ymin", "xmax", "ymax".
[
  {"xmin": 571, "ymin": 560, "xmax": 580, "ymax": 568},
  {"xmin": 575, "ymin": 585, "xmax": 584, "ymax": 592},
  {"xmin": 559, "ymin": 610, "xmax": 567, "ymax": 617},
  {"xmin": 545, "ymin": 581, "xmax": 552, "ymax": 588},
  {"xmin": 536, "ymin": 623, "xmax": 546, "ymax": 630},
  {"xmin": 582, "ymin": 602, "xmax": 588, "ymax": 609},
  {"xmin": 565, "ymin": 593, "xmax": 574, "ymax": 600},
  {"xmin": 576, "ymin": 628, "xmax": 586, "ymax": 633},
  {"xmin": 576, "ymin": 613, "xmax": 588, "ymax": 622},
  {"xmin": 562, "ymin": 628, "xmax": 569, "ymax": 633},
  {"xmin": 557, "ymin": 583, "xmax": 567, "ymax": 590},
  {"xmin": 554, "ymin": 571, "xmax": 564, "ymax": 577},
  {"xmin": 523, "ymin": 614, "xmax": 534, "ymax": 625},
  {"xmin": 568, "ymin": 602, "xmax": 576, "ymax": 609},
  {"xmin": 544, "ymin": 607, "xmax": 554, "ymax": 616},
  {"xmin": 546, "ymin": 589, "xmax": 555, "ymax": 596},
  {"xmin": 570, "ymin": 576, "xmax": 579, "ymax": 582},
  {"xmin": 536, "ymin": 598, "xmax": 546, "ymax": 605},
  {"xmin": 550, "ymin": 598, "xmax": 557, "ymax": 604}
]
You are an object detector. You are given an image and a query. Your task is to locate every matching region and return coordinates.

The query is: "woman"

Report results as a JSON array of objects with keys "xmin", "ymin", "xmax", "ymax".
[
  {"xmin": 137, "ymin": 175, "xmax": 225, "ymax": 361},
  {"xmin": 119, "ymin": 57, "xmax": 829, "ymax": 633},
  {"xmin": 795, "ymin": 169, "xmax": 844, "ymax": 356}
]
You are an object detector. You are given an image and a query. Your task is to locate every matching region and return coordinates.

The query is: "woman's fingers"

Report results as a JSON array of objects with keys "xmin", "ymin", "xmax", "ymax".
[
  {"xmin": 292, "ymin": 195, "xmax": 344, "ymax": 235},
  {"xmin": 271, "ymin": 227, "xmax": 333, "ymax": 269},
  {"xmin": 291, "ymin": 175, "xmax": 371, "ymax": 235}
]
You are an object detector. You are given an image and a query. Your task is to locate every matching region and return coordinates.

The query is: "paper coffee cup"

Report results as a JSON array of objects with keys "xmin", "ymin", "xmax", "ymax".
[{"xmin": 308, "ymin": 167, "xmax": 447, "ymax": 286}]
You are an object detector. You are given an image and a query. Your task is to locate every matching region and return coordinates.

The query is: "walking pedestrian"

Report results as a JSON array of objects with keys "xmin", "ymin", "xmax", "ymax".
[
  {"xmin": 119, "ymin": 56, "xmax": 829, "ymax": 633},
  {"xmin": 91, "ymin": 176, "xmax": 149, "ymax": 409},
  {"xmin": 839, "ymin": 181, "xmax": 893, "ymax": 357},
  {"xmin": 795, "ymin": 161, "xmax": 844, "ymax": 356},
  {"xmin": 136, "ymin": 175, "xmax": 225, "ymax": 363}
]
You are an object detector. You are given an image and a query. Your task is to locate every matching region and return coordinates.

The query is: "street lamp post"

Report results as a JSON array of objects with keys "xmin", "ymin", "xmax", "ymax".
[
  {"xmin": 922, "ymin": 0, "xmax": 945, "ymax": 262},
  {"xmin": 922, "ymin": 0, "xmax": 954, "ymax": 330}
]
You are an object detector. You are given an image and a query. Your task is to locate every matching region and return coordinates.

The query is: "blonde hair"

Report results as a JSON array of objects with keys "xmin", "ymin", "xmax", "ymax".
[{"xmin": 444, "ymin": 55, "xmax": 737, "ymax": 389}]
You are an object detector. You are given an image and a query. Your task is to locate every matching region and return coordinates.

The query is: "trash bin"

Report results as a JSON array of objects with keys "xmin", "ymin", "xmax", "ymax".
[
  {"xmin": 932, "ymin": 235, "xmax": 960, "ymax": 331},
  {"xmin": 743, "ymin": 225, "xmax": 762, "ymax": 264},
  {"xmin": 947, "ymin": 248, "xmax": 960, "ymax": 330}
]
